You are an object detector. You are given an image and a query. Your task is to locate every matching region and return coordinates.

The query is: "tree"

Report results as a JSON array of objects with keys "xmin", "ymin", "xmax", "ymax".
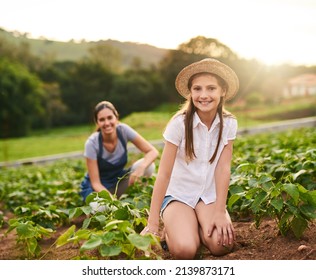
[
  {"xmin": 0, "ymin": 36, "xmax": 44, "ymax": 72},
  {"xmin": 158, "ymin": 36, "xmax": 239, "ymax": 103},
  {"xmin": 32, "ymin": 82, "xmax": 68, "ymax": 129},
  {"xmin": 86, "ymin": 43, "xmax": 122, "ymax": 73},
  {"xmin": 0, "ymin": 58, "xmax": 44, "ymax": 138},
  {"xmin": 60, "ymin": 61, "xmax": 115, "ymax": 124},
  {"xmin": 178, "ymin": 36, "xmax": 238, "ymax": 60},
  {"xmin": 108, "ymin": 67, "xmax": 164, "ymax": 117}
]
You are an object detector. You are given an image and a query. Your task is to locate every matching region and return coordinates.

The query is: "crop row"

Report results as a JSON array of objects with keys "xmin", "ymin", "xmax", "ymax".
[{"xmin": 0, "ymin": 127, "xmax": 315, "ymax": 259}]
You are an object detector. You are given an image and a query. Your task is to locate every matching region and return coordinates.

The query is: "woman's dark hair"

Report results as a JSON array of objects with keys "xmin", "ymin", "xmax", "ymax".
[{"xmin": 93, "ymin": 101, "xmax": 119, "ymax": 131}]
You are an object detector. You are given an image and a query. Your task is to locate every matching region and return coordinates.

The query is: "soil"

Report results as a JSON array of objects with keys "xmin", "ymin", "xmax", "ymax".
[{"xmin": 0, "ymin": 214, "xmax": 315, "ymax": 260}]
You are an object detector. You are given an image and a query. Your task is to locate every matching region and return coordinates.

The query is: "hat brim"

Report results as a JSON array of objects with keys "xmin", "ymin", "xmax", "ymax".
[{"xmin": 175, "ymin": 58, "xmax": 239, "ymax": 101}]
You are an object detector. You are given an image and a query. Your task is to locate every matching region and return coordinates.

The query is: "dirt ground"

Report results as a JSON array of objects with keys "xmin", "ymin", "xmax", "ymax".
[{"xmin": 0, "ymin": 216, "xmax": 315, "ymax": 260}]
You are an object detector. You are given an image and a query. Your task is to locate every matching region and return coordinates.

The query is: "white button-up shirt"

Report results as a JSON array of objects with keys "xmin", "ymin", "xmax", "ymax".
[{"xmin": 163, "ymin": 112, "xmax": 237, "ymax": 208}]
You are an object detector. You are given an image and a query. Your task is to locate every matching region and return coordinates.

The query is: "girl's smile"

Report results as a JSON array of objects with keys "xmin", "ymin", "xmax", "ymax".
[
  {"xmin": 190, "ymin": 74, "xmax": 225, "ymax": 115},
  {"xmin": 198, "ymin": 100, "xmax": 213, "ymax": 105}
]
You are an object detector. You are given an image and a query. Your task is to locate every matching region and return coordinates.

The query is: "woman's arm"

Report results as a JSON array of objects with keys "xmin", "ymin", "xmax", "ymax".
[
  {"xmin": 129, "ymin": 134, "xmax": 159, "ymax": 184},
  {"xmin": 142, "ymin": 141, "xmax": 178, "ymax": 234},
  {"xmin": 86, "ymin": 158, "xmax": 108, "ymax": 193}
]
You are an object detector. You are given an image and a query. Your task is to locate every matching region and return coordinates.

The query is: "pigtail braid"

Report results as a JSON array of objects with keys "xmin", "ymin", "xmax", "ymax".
[{"xmin": 209, "ymin": 98, "xmax": 224, "ymax": 163}]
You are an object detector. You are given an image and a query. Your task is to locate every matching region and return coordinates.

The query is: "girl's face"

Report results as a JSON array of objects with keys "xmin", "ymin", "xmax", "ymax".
[
  {"xmin": 190, "ymin": 73, "xmax": 226, "ymax": 114},
  {"xmin": 96, "ymin": 107, "xmax": 118, "ymax": 135}
]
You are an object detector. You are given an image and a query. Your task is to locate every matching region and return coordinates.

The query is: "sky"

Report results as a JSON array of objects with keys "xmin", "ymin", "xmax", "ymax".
[{"xmin": 0, "ymin": 0, "xmax": 315, "ymax": 66}]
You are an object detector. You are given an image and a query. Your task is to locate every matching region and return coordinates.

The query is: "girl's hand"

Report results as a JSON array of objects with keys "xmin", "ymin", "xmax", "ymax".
[
  {"xmin": 140, "ymin": 225, "xmax": 160, "ymax": 237},
  {"xmin": 207, "ymin": 211, "xmax": 235, "ymax": 247}
]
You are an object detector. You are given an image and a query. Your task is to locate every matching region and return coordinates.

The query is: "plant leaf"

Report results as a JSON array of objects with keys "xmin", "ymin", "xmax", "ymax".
[
  {"xmin": 99, "ymin": 244, "xmax": 121, "ymax": 257},
  {"xmin": 283, "ymin": 184, "xmax": 299, "ymax": 205},
  {"xmin": 250, "ymin": 191, "xmax": 268, "ymax": 213},
  {"xmin": 127, "ymin": 233, "xmax": 151, "ymax": 251},
  {"xmin": 101, "ymin": 232, "xmax": 115, "ymax": 244},
  {"xmin": 80, "ymin": 235, "xmax": 103, "ymax": 252},
  {"xmin": 291, "ymin": 217, "xmax": 308, "ymax": 239},
  {"xmin": 16, "ymin": 223, "xmax": 36, "ymax": 238},
  {"xmin": 95, "ymin": 215, "xmax": 107, "ymax": 226},
  {"xmin": 56, "ymin": 225, "xmax": 76, "ymax": 247},
  {"xmin": 228, "ymin": 194, "xmax": 241, "ymax": 209},
  {"xmin": 270, "ymin": 197, "xmax": 283, "ymax": 212},
  {"xmin": 293, "ymin": 169, "xmax": 307, "ymax": 181}
]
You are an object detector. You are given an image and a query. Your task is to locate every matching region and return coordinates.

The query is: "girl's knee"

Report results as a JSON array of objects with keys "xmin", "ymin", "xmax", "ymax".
[
  {"xmin": 204, "ymin": 237, "xmax": 234, "ymax": 256},
  {"xmin": 168, "ymin": 240, "xmax": 199, "ymax": 260},
  {"xmin": 166, "ymin": 232, "xmax": 200, "ymax": 260},
  {"xmin": 211, "ymin": 243, "xmax": 234, "ymax": 256},
  {"xmin": 201, "ymin": 230, "xmax": 234, "ymax": 256}
]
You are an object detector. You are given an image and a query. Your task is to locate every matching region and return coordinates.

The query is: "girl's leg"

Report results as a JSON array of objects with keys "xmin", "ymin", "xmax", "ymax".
[
  {"xmin": 162, "ymin": 201, "xmax": 200, "ymax": 259},
  {"xmin": 195, "ymin": 201, "xmax": 234, "ymax": 256}
]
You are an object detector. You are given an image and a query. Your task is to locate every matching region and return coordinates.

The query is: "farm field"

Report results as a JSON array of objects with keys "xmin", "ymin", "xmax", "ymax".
[
  {"xmin": 1, "ymin": 215, "xmax": 315, "ymax": 260},
  {"xmin": 0, "ymin": 97, "xmax": 315, "ymax": 163},
  {"xmin": 0, "ymin": 127, "xmax": 315, "ymax": 260}
]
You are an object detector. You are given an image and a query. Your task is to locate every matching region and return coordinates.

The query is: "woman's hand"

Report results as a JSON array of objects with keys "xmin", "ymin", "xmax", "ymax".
[
  {"xmin": 129, "ymin": 134, "xmax": 159, "ymax": 186},
  {"xmin": 128, "ymin": 168, "xmax": 144, "ymax": 185}
]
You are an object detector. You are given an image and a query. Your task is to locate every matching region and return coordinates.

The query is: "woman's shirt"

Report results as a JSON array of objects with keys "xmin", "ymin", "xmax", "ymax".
[
  {"xmin": 84, "ymin": 123, "xmax": 138, "ymax": 164},
  {"xmin": 163, "ymin": 112, "xmax": 238, "ymax": 208}
]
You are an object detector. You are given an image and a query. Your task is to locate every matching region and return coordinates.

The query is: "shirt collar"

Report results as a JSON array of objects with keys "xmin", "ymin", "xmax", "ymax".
[{"xmin": 193, "ymin": 112, "xmax": 220, "ymax": 130}]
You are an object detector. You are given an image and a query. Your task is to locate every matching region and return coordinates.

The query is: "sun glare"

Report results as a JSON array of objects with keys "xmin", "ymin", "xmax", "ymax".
[{"xmin": 0, "ymin": 0, "xmax": 315, "ymax": 66}]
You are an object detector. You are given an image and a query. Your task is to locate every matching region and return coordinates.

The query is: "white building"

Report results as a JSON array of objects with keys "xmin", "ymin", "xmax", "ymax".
[{"xmin": 283, "ymin": 74, "xmax": 316, "ymax": 98}]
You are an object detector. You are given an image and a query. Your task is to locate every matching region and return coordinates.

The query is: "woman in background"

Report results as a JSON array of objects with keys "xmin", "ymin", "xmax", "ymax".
[{"xmin": 80, "ymin": 101, "xmax": 159, "ymax": 200}]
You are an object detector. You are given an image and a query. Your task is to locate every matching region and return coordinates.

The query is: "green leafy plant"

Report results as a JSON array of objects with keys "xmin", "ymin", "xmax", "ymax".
[
  {"xmin": 1, "ymin": 127, "xmax": 315, "ymax": 259},
  {"xmin": 0, "ymin": 210, "xmax": 4, "ymax": 229},
  {"xmin": 57, "ymin": 180, "xmax": 161, "ymax": 259},
  {"xmin": 228, "ymin": 128, "xmax": 316, "ymax": 238},
  {"xmin": 6, "ymin": 219, "xmax": 54, "ymax": 257}
]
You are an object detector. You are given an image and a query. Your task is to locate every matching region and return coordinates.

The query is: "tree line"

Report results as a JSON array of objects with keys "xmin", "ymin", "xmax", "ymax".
[{"xmin": 1, "ymin": 35, "xmax": 315, "ymax": 138}]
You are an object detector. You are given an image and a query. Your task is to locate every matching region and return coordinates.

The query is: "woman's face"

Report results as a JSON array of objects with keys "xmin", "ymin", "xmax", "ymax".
[
  {"xmin": 190, "ymin": 73, "xmax": 225, "ymax": 114},
  {"xmin": 96, "ymin": 107, "xmax": 118, "ymax": 135}
]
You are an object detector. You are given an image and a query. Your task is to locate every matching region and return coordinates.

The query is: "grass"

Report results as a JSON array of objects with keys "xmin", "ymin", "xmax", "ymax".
[
  {"xmin": 0, "ymin": 98, "xmax": 315, "ymax": 162},
  {"xmin": 0, "ymin": 111, "xmax": 173, "ymax": 162},
  {"xmin": 0, "ymin": 132, "xmax": 88, "ymax": 162}
]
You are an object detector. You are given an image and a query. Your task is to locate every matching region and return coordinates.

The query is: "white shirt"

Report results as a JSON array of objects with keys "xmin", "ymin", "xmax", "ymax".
[{"xmin": 163, "ymin": 112, "xmax": 238, "ymax": 208}]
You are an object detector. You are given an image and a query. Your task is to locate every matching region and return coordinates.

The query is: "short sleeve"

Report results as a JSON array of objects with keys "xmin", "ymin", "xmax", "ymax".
[
  {"xmin": 163, "ymin": 115, "xmax": 184, "ymax": 146},
  {"xmin": 84, "ymin": 134, "xmax": 98, "ymax": 160},
  {"xmin": 226, "ymin": 117, "xmax": 238, "ymax": 141},
  {"xmin": 118, "ymin": 123, "xmax": 138, "ymax": 142}
]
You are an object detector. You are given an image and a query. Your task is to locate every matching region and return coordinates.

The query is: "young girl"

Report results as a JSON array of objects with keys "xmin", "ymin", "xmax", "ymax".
[
  {"xmin": 141, "ymin": 58, "xmax": 239, "ymax": 259},
  {"xmin": 80, "ymin": 101, "xmax": 159, "ymax": 200}
]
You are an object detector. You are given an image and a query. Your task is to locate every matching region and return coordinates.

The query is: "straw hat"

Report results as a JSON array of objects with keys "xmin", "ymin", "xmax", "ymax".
[{"xmin": 175, "ymin": 58, "xmax": 239, "ymax": 100}]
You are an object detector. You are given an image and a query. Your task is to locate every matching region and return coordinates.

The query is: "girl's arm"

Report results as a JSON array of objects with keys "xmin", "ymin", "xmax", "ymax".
[
  {"xmin": 211, "ymin": 140, "xmax": 235, "ymax": 245},
  {"xmin": 215, "ymin": 140, "xmax": 233, "ymax": 212},
  {"xmin": 129, "ymin": 134, "xmax": 159, "ymax": 184},
  {"xmin": 142, "ymin": 141, "xmax": 178, "ymax": 235}
]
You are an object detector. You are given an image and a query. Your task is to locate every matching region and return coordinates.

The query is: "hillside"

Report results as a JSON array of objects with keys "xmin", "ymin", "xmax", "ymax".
[{"xmin": 0, "ymin": 27, "xmax": 168, "ymax": 67}]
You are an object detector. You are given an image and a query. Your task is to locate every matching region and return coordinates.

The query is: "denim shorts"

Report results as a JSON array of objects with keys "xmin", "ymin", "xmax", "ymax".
[{"xmin": 160, "ymin": 195, "xmax": 178, "ymax": 217}]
